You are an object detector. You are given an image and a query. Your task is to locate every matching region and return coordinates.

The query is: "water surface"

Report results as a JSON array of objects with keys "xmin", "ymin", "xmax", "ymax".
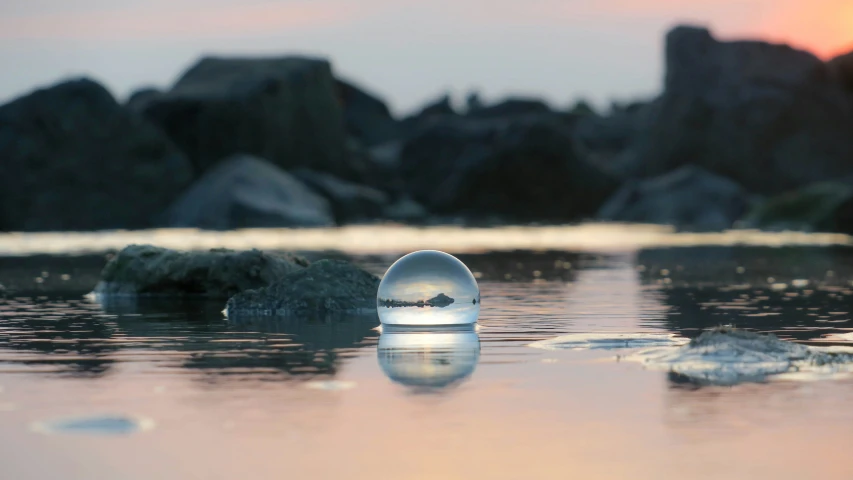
[{"xmin": 1, "ymin": 234, "xmax": 853, "ymax": 479}]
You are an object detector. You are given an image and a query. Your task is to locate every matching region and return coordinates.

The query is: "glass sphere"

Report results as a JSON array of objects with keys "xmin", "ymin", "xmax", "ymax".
[{"xmin": 377, "ymin": 250, "xmax": 480, "ymax": 326}]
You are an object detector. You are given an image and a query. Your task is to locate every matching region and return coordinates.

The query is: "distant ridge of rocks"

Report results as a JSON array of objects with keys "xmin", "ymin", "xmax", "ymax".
[
  {"xmin": 4, "ymin": 24, "xmax": 853, "ymax": 233},
  {"xmin": 379, "ymin": 292, "xmax": 456, "ymax": 308}
]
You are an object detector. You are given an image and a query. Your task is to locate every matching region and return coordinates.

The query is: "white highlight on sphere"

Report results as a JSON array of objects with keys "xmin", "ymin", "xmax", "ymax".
[{"xmin": 377, "ymin": 250, "xmax": 480, "ymax": 326}]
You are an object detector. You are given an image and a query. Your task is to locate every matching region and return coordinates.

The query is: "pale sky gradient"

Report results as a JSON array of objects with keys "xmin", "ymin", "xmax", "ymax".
[{"xmin": 1, "ymin": 0, "xmax": 852, "ymax": 114}]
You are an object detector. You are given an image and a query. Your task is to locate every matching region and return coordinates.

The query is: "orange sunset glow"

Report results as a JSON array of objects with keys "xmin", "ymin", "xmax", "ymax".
[{"xmin": 752, "ymin": 0, "xmax": 853, "ymax": 57}]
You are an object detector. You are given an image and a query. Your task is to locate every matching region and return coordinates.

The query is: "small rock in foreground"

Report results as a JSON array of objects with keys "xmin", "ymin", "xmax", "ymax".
[
  {"xmin": 226, "ymin": 259, "xmax": 380, "ymax": 317},
  {"xmin": 94, "ymin": 244, "xmax": 308, "ymax": 299},
  {"xmin": 625, "ymin": 327, "xmax": 853, "ymax": 385}
]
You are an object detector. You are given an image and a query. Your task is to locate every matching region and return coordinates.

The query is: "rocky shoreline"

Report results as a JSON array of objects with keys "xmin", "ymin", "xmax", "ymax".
[{"xmin": 3, "ymin": 24, "xmax": 853, "ymax": 233}]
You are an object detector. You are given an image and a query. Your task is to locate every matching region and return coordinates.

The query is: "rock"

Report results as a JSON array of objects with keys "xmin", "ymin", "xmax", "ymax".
[
  {"xmin": 336, "ymin": 78, "xmax": 399, "ymax": 146},
  {"xmin": 625, "ymin": 327, "xmax": 853, "ymax": 385},
  {"xmin": 398, "ymin": 94, "xmax": 457, "ymax": 138},
  {"xmin": 738, "ymin": 182, "xmax": 853, "ymax": 233},
  {"xmin": 465, "ymin": 91, "xmax": 484, "ymax": 112},
  {"xmin": 623, "ymin": 25, "xmax": 853, "ymax": 195},
  {"xmin": 0, "ymin": 78, "xmax": 194, "ymax": 231},
  {"xmin": 572, "ymin": 103, "xmax": 654, "ymax": 178},
  {"xmin": 597, "ymin": 165, "xmax": 753, "ymax": 231},
  {"xmin": 413, "ymin": 93, "xmax": 455, "ymax": 118},
  {"xmin": 399, "ymin": 114, "xmax": 618, "ymax": 221},
  {"xmin": 225, "ymin": 259, "xmax": 380, "ymax": 317},
  {"xmin": 382, "ymin": 196, "xmax": 428, "ymax": 223},
  {"xmin": 337, "ymin": 138, "xmax": 405, "ymax": 194},
  {"xmin": 529, "ymin": 332, "xmax": 688, "ymax": 351},
  {"xmin": 466, "ymin": 97, "xmax": 552, "ymax": 118},
  {"xmin": 139, "ymin": 56, "xmax": 346, "ymax": 176},
  {"xmin": 163, "ymin": 154, "xmax": 335, "ymax": 229},
  {"xmin": 93, "ymin": 244, "xmax": 308, "ymax": 299},
  {"xmin": 427, "ymin": 293, "xmax": 454, "ymax": 307},
  {"xmin": 567, "ymin": 99, "xmax": 596, "ymax": 116},
  {"xmin": 125, "ymin": 87, "xmax": 163, "ymax": 112},
  {"xmin": 292, "ymin": 169, "xmax": 389, "ymax": 224},
  {"xmin": 828, "ymin": 49, "xmax": 853, "ymax": 92}
]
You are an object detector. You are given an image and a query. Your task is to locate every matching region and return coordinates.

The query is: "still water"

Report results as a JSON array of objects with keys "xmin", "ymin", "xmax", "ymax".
[{"xmin": 1, "ymin": 231, "xmax": 853, "ymax": 479}]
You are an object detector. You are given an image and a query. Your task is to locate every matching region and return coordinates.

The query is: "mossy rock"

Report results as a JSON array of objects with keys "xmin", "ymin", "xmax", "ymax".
[
  {"xmin": 94, "ymin": 244, "xmax": 308, "ymax": 299},
  {"xmin": 226, "ymin": 259, "xmax": 380, "ymax": 317}
]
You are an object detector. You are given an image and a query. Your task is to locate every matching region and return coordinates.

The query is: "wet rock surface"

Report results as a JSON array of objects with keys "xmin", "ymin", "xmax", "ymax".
[
  {"xmin": 94, "ymin": 244, "xmax": 308, "ymax": 299},
  {"xmin": 225, "ymin": 259, "xmax": 380, "ymax": 317}
]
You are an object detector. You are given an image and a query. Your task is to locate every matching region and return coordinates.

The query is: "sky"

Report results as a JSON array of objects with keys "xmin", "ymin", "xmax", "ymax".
[{"xmin": 1, "ymin": 0, "xmax": 852, "ymax": 114}]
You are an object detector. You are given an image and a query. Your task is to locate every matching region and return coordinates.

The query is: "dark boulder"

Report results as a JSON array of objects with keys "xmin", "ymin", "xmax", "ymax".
[
  {"xmin": 337, "ymin": 138, "xmax": 405, "ymax": 194},
  {"xmin": 336, "ymin": 78, "xmax": 400, "ymax": 147},
  {"xmin": 572, "ymin": 102, "xmax": 654, "ymax": 178},
  {"xmin": 399, "ymin": 114, "xmax": 618, "ymax": 221},
  {"xmin": 225, "ymin": 259, "xmax": 380, "ymax": 317},
  {"xmin": 623, "ymin": 25, "xmax": 853, "ymax": 195},
  {"xmin": 93, "ymin": 244, "xmax": 308, "ymax": 299},
  {"xmin": 738, "ymin": 182, "xmax": 853, "ymax": 233},
  {"xmin": 0, "ymin": 78, "xmax": 194, "ymax": 231},
  {"xmin": 597, "ymin": 165, "xmax": 753, "ymax": 231},
  {"xmin": 412, "ymin": 93, "xmax": 455, "ymax": 118},
  {"xmin": 125, "ymin": 87, "xmax": 163, "ymax": 112},
  {"xmin": 139, "ymin": 56, "xmax": 347, "ymax": 176},
  {"xmin": 398, "ymin": 94, "xmax": 457, "ymax": 138},
  {"xmin": 292, "ymin": 168, "xmax": 389, "ymax": 224},
  {"xmin": 828, "ymin": 50, "xmax": 853, "ymax": 92},
  {"xmin": 163, "ymin": 154, "xmax": 334, "ymax": 229}
]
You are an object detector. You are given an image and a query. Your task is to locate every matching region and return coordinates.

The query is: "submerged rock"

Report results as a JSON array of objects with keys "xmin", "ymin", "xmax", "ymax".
[
  {"xmin": 625, "ymin": 327, "xmax": 853, "ymax": 385},
  {"xmin": 529, "ymin": 332, "xmax": 688, "ymax": 351},
  {"xmin": 225, "ymin": 259, "xmax": 380, "ymax": 317},
  {"xmin": 94, "ymin": 244, "xmax": 308, "ymax": 299},
  {"xmin": 0, "ymin": 78, "xmax": 194, "ymax": 231},
  {"xmin": 163, "ymin": 155, "xmax": 335, "ymax": 229},
  {"xmin": 31, "ymin": 415, "xmax": 155, "ymax": 436}
]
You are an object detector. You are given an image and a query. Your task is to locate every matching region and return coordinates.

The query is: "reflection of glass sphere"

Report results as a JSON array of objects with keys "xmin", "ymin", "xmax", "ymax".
[
  {"xmin": 378, "ymin": 325, "xmax": 480, "ymax": 390},
  {"xmin": 377, "ymin": 250, "xmax": 480, "ymax": 326}
]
